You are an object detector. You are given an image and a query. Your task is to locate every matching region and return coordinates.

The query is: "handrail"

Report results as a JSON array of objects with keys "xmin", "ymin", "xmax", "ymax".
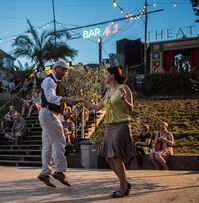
[
  {"xmin": 0, "ymin": 80, "xmax": 34, "ymax": 120},
  {"xmin": 0, "ymin": 80, "xmax": 31, "ymax": 111}
]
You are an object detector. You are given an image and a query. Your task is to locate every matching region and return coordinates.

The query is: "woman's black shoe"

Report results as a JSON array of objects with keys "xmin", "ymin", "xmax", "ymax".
[
  {"xmin": 124, "ymin": 182, "xmax": 132, "ymax": 195},
  {"xmin": 111, "ymin": 189, "xmax": 129, "ymax": 198}
]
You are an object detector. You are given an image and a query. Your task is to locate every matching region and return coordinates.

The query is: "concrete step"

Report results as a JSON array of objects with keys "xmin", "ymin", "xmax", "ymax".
[
  {"xmin": 0, "ymin": 135, "xmax": 42, "ymax": 144},
  {"xmin": 0, "ymin": 108, "xmax": 106, "ymax": 167},
  {"xmin": 0, "ymin": 135, "xmax": 41, "ymax": 141},
  {"xmin": 27, "ymin": 127, "xmax": 42, "ymax": 131},
  {"xmin": 22, "ymin": 135, "xmax": 42, "ymax": 140},
  {"xmin": 17, "ymin": 140, "xmax": 42, "ymax": 145},
  {"xmin": 26, "ymin": 123, "xmax": 41, "ymax": 128},
  {"xmin": 26, "ymin": 131, "xmax": 42, "ymax": 135},
  {"xmin": 0, "ymin": 154, "xmax": 41, "ymax": 161},
  {"xmin": 0, "ymin": 144, "xmax": 42, "ymax": 150},
  {"xmin": 23, "ymin": 115, "xmax": 38, "ymax": 119},
  {"xmin": 0, "ymin": 149, "xmax": 41, "ymax": 155},
  {"xmin": 26, "ymin": 120, "xmax": 39, "ymax": 125},
  {"xmin": 0, "ymin": 160, "xmax": 41, "ymax": 167}
]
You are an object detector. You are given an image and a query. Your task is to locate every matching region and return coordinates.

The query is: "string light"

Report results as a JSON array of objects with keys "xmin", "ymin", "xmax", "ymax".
[
  {"xmin": 113, "ymin": 0, "xmax": 189, "ymax": 16},
  {"xmin": 112, "ymin": 0, "xmax": 127, "ymax": 16},
  {"xmin": 151, "ymin": 1, "xmax": 189, "ymax": 6},
  {"xmin": 0, "ymin": 20, "xmax": 79, "ymax": 45},
  {"xmin": 0, "ymin": 1, "xmax": 192, "ymax": 45},
  {"xmin": 112, "ymin": 0, "xmax": 146, "ymax": 19},
  {"xmin": 113, "ymin": 0, "xmax": 117, "ymax": 7}
]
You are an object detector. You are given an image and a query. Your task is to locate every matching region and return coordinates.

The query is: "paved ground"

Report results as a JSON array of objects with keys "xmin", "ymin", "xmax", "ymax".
[{"xmin": 0, "ymin": 166, "xmax": 198, "ymax": 203}]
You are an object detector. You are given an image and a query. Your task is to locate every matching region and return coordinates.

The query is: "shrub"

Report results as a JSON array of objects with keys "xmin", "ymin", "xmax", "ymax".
[{"xmin": 143, "ymin": 72, "xmax": 199, "ymax": 96}]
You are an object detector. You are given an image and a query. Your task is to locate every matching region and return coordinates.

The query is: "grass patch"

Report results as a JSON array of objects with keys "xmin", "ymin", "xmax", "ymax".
[{"xmin": 92, "ymin": 99, "xmax": 199, "ymax": 155}]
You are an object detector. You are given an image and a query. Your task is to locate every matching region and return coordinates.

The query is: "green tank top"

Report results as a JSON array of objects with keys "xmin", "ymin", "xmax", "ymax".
[{"xmin": 103, "ymin": 85, "xmax": 131, "ymax": 124}]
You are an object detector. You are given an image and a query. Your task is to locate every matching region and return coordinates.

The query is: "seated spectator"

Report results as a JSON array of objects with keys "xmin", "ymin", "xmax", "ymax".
[
  {"xmin": 63, "ymin": 106, "xmax": 73, "ymax": 119},
  {"xmin": 62, "ymin": 115, "xmax": 75, "ymax": 145},
  {"xmin": 135, "ymin": 124, "xmax": 152, "ymax": 169},
  {"xmin": 21, "ymin": 92, "xmax": 32, "ymax": 117},
  {"xmin": 149, "ymin": 121, "xmax": 174, "ymax": 170},
  {"xmin": 26, "ymin": 91, "xmax": 41, "ymax": 118},
  {"xmin": 1, "ymin": 105, "xmax": 18, "ymax": 129},
  {"xmin": 4, "ymin": 112, "xmax": 26, "ymax": 142}
]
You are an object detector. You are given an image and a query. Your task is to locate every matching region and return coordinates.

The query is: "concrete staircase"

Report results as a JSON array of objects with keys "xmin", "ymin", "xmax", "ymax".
[
  {"xmin": 0, "ymin": 114, "xmax": 42, "ymax": 166},
  {"xmin": 0, "ymin": 110, "xmax": 106, "ymax": 167}
]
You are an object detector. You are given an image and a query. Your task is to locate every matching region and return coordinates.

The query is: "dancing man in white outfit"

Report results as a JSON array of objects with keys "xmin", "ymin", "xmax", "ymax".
[{"xmin": 37, "ymin": 61, "xmax": 76, "ymax": 188}]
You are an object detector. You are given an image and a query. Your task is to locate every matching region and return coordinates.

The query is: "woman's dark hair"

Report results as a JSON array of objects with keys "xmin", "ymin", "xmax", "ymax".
[{"xmin": 107, "ymin": 66, "xmax": 126, "ymax": 84}]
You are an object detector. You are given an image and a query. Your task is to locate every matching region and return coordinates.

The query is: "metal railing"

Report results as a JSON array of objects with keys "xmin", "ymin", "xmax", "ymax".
[{"xmin": 0, "ymin": 81, "xmax": 33, "ymax": 120}]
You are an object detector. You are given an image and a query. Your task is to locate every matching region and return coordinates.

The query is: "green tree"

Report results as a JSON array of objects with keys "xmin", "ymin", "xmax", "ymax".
[
  {"xmin": 190, "ymin": 0, "xmax": 199, "ymax": 22},
  {"xmin": 11, "ymin": 20, "xmax": 78, "ymax": 69},
  {"xmin": 64, "ymin": 64, "xmax": 106, "ymax": 102}
]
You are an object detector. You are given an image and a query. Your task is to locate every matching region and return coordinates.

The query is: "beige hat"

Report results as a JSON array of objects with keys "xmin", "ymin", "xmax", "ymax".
[{"xmin": 53, "ymin": 61, "xmax": 68, "ymax": 69}]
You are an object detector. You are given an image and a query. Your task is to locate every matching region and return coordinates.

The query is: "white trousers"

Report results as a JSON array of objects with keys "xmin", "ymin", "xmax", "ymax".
[{"xmin": 39, "ymin": 108, "xmax": 67, "ymax": 175}]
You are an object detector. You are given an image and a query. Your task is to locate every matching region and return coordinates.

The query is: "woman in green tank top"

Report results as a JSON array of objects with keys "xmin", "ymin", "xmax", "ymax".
[{"xmin": 79, "ymin": 66, "xmax": 134, "ymax": 198}]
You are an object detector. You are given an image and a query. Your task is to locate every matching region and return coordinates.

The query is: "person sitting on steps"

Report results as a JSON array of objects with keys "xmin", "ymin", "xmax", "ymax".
[
  {"xmin": 4, "ymin": 112, "xmax": 26, "ymax": 143},
  {"xmin": 134, "ymin": 123, "xmax": 152, "ymax": 169},
  {"xmin": 149, "ymin": 121, "xmax": 174, "ymax": 170},
  {"xmin": 26, "ymin": 90, "xmax": 41, "ymax": 118},
  {"xmin": 1, "ymin": 105, "xmax": 18, "ymax": 130},
  {"xmin": 62, "ymin": 115, "xmax": 75, "ymax": 145}
]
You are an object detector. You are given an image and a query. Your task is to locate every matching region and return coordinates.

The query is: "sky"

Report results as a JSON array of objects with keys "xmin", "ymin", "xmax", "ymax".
[{"xmin": 0, "ymin": 0, "xmax": 198, "ymax": 66}]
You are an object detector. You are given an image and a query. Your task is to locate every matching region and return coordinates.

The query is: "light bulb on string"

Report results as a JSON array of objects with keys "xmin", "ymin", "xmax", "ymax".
[
  {"xmin": 113, "ymin": 0, "xmax": 117, "ymax": 7},
  {"xmin": 125, "ymin": 13, "xmax": 129, "ymax": 18}
]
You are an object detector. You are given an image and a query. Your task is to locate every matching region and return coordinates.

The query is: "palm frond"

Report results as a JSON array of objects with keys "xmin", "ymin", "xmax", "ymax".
[
  {"xmin": 11, "ymin": 20, "xmax": 78, "ymax": 66},
  {"xmin": 27, "ymin": 19, "xmax": 42, "ymax": 49}
]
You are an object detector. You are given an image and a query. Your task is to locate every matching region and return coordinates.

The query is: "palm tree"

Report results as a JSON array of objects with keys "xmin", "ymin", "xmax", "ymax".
[
  {"xmin": 11, "ymin": 20, "xmax": 78, "ymax": 69},
  {"xmin": 190, "ymin": 0, "xmax": 199, "ymax": 22}
]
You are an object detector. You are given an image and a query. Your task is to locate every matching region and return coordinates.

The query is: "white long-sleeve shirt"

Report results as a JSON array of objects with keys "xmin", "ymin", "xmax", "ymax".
[{"xmin": 41, "ymin": 71, "xmax": 63, "ymax": 106}]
